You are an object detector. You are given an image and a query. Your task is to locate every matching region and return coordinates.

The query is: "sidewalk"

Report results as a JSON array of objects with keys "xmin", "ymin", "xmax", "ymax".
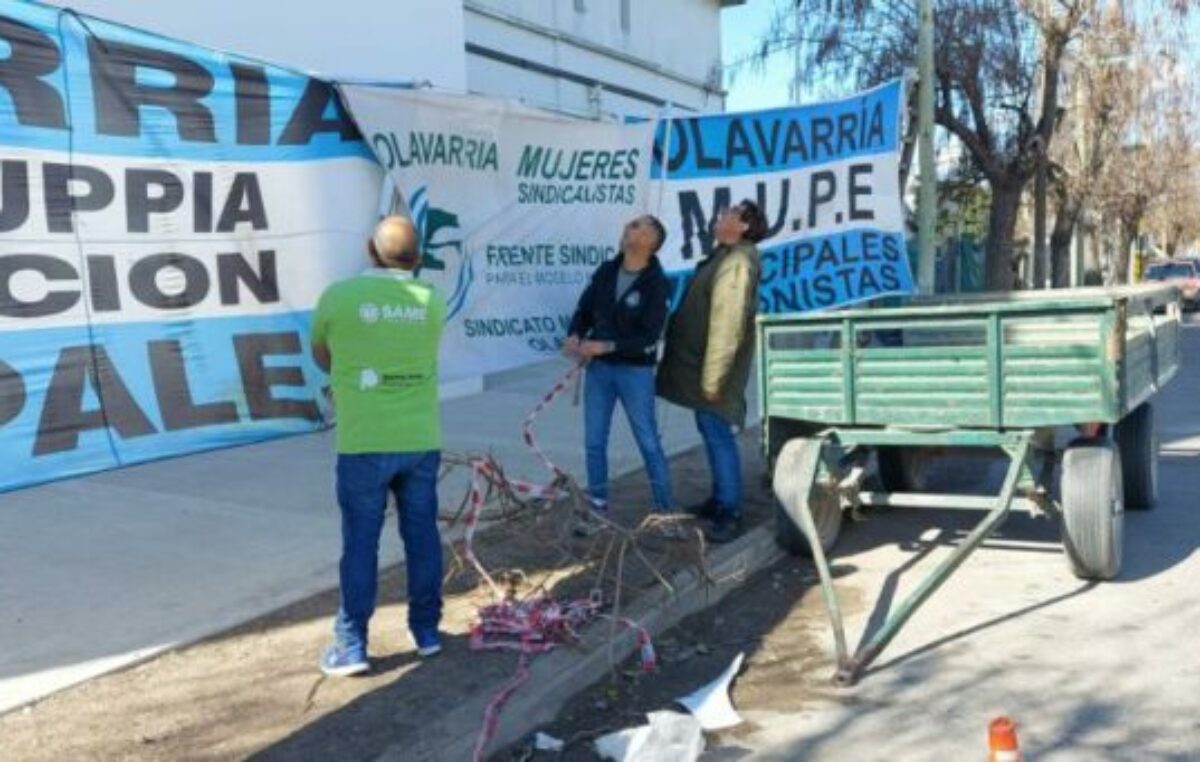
[
  {"xmin": 0, "ymin": 358, "xmax": 759, "ymax": 714},
  {"xmin": 0, "ymin": 422, "xmax": 779, "ymax": 761}
]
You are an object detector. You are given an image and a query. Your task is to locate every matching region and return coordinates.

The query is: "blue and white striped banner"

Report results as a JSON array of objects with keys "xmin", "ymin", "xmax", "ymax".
[
  {"xmin": 651, "ymin": 79, "xmax": 913, "ymax": 313},
  {"xmin": 0, "ymin": 0, "xmax": 382, "ymax": 491}
]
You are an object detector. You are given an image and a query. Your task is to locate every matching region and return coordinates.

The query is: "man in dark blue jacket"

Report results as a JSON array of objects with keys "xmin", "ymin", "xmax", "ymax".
[{"xmin": 565, "ymin": 214, "xmax": 674, "ymax": 528}]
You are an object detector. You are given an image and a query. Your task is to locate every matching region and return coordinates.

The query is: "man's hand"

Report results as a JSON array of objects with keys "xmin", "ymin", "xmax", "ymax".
[
  {"xmin": 579, "ymin": 340, "xmax": 613, "ymax": 359},
  {"xmin": 701, "ymin": 389, "xmax": 720, "ymax": 404},
  {"xmin": 562, "ymin": 335, "xmax": 582, "ymax": 359}
]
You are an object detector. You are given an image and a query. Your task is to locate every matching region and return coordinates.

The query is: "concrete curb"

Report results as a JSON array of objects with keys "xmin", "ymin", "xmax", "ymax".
[{"xmin": 382, "ymin": 522, "xmax": 784, "ymax": 761}]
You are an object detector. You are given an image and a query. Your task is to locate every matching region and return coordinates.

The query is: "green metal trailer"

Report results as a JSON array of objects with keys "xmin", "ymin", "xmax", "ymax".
[{"xmin": 757, "ymin": 285, "xmax": 1181, "ymax": 685}]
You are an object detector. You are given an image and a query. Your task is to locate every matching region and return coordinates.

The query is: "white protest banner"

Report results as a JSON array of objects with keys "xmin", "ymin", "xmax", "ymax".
[
  {"xmin": 651, "ymin": 80, "xmax": 913, "ymax": 311},
  {"xmin": 0, "ymin": 2, "xmax": 382, "ymax": 492},
  {"xmin": 340, "ymin": 87, "xmax": 655, "ymax": 381}
]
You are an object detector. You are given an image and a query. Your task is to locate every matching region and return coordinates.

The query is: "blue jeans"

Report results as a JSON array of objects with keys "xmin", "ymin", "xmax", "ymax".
[
  {"xmin": 333, "ymin": 451, "xmax": 442, "ymax": 653},
  {"xmin": 584, "ymin": 361, "xmax": 673, "ymax": 510},
  {"xmin": 695, "ymin": 409, "xmax": 741, "ymax": 516}
]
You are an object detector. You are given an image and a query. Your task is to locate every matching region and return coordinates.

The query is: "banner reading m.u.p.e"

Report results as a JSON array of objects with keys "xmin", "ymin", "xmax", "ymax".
[
  {"xmin": 653, "ymin": 79, "xmax": 912, "ymax": 311},
  {"xmin": 0, "ymin": 2, "xmax": 382, "ymax": 492}
]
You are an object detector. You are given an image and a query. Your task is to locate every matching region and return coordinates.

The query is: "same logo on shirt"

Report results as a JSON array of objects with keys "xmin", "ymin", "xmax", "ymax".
[
  {"xmin": 359, "ymin": 368, "xmax": 380, "ymax": 390},
  {"xmin": 358, "ymin": 302, "xmax": 429, "ymax": 324},
  {"xmin": 359, "ymin": 303, "xmax": 381, "ymax": 323}
]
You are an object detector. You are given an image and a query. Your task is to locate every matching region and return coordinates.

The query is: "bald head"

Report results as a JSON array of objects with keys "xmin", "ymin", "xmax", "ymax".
[{"xmin": 370, "ymin": 215, "xmax": 421, "ymax": 270}]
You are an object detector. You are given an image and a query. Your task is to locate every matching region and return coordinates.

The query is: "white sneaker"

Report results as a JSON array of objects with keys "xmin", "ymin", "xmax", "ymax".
[{"xmin": 412, "ymin": 631, "xmax": 442, "ymax": 658}]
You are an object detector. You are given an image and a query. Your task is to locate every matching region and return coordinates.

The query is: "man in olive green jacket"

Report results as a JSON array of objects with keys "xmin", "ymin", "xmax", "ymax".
[{"xmin": 657, "ymin": 200, "xmax": 767, "ymax": 543}]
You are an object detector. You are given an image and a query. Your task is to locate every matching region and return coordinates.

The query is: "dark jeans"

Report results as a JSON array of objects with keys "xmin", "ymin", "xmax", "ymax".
[
  {"xmin": 584, "ymin": 361, "xmax": 673, "ymax": 510},
  {"xmin": 695, "ymin": 409, "xmax": 741, "ymax": 516},
  {"xmin": 333, "ymin": 451, "xmax": 442, "ymax": 653}
]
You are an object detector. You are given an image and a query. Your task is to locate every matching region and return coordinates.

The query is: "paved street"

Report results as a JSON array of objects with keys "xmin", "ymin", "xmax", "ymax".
[{"xmin": 695, "ymin": 318, "xmax": 1200, "ymax": 760}]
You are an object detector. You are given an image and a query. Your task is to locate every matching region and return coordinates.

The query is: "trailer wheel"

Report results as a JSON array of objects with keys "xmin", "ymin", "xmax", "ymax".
[
  {"xmin": 1115, "ymin": 403, "xmax": 1157, "ymax": 511},
  {"xmin": 1061, "ymin": 441, "xmax": 1124, "ymax": 580},
  {"xmin": 773, "ymin": 438, "xmax": 842, "ymax": 557}
]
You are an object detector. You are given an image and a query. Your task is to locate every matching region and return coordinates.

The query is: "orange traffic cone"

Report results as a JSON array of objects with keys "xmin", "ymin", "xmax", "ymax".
[{"xmin": 988, "ymin": 716, "xmax": 1022, "ymax": 761}]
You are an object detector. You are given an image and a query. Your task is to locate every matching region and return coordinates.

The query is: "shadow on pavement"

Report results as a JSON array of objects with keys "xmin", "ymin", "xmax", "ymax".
[
  {"xmin": 866, "ymin": 581, "xmax": 1098, "ymax": 678},
  {"xmin": 252, "ymin": 431, "xmax": 777, "ymax": 761}
]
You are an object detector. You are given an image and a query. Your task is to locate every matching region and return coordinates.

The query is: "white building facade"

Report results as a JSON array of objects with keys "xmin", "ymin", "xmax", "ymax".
[
  {"xmin": 48, "ymin": 0, "xmax": 741, "ymax": 117},
  {"xmin": 464, "ymin": 0, "xmax": 733, "ymax": 118}
]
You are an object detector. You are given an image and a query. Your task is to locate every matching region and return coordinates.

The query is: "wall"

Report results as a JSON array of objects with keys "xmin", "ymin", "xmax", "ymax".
[
  {"xmin": 463, "ymin": 0, "xmax": 726, "ymax": 118},
  {"xmin": 41, "ymin": 0, "xmax": 729, "ymax": 117},
  {"xmin": 39, "ymin": 0, "xmax": 468, "ymax": 89}
]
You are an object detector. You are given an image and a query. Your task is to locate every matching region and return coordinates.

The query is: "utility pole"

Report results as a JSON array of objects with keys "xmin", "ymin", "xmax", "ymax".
[
  {"xmin": 1072, "ymin": 66, "xmax": 1087, "ymax": 287},
  {"xmin": 1075, "ymin": 52, "xmax": 1094, "ymax": 289},
  {"xmin": 1033, "ymin": 0, "xmax": 1050, "ymax": 289},
  {"xmin": 1034, "ymin": 132, "xmax": 1049, "ymax": 288},
  {"xmin": 917, "ymin": 0, "xmax": 937, "ymax": 295}
]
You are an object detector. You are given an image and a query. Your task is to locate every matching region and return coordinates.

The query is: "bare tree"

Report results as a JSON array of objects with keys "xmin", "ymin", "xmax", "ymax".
[
  {"xmin": 748, "ymin": 0, "xmax": 1198, "ymax": 290},
  {"xmin": 1047, "ymin": 3, "xmax": 1137, "ymax": 286},
  {"xmin": 751, "ymin": 0, "xmax": 1089, "ymax": 289},
  {"xmin": 1146, "ymin": 166, "xmax": 1200, "ymax": 258},
  {"xmin": 1093, "ymin": 38, "xmax": 1195, "ymax": 282}
]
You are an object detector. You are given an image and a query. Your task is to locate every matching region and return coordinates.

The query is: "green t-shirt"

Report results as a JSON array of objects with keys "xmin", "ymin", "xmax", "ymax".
[{"xmin": 311, "ymin": 269, "xmax": 446, "ymax": 454}]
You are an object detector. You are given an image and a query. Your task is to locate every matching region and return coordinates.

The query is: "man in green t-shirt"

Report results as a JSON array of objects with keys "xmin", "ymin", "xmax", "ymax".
[{"xmin": 311, "ymin": 215, "xmax": 447, "ymax": 676}]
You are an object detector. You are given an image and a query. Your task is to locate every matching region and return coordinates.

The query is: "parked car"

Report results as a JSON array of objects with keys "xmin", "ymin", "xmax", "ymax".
[{"xmin": 1143, "ymin": 260, "xmax": 1200, "ymax": 310}]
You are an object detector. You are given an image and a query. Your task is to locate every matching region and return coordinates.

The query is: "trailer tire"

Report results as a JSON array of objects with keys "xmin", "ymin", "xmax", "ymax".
[
  {"xmin": 1061, "ymin": 441, "xmax": 1124, "ymax": 580},
  {"xmin": 1115, "ymin": 403, "xmax": 1157, "ymax": 511},
  {"xmin": 773, "ymin": 438, "xmax": 842, "ymax": 557}
]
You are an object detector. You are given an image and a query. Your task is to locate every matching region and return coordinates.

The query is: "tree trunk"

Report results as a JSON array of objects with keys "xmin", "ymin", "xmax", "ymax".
[
  {"xmin": 1083, "ymin": 223, "xmax": 1103, "ymax": 286},
  {"xmin": 985, "ymin": 182, "xmax": 1024, "ymax": 291},
  {"xmin": 1166, "ymin": 223, "xmax": 1182, "ymax": 258},
  {"xmin": 1114, "ymin": 222, "xmax": 1136, "ymax": 285},
  {"xmin": 1049, "ymin": 201, "xmax": 1081, "ymax": 289}
]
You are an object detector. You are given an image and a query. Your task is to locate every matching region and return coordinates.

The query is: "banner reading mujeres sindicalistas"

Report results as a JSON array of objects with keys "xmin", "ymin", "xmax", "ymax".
[
  {"xmin": 0, "ymin": 2, "xmax": 382, "ymax": 492},
  {"xmin": 341, "ymin": 86, "xmax": 655, "ymax": 381},
  {"xmin": 652, "ymin": 79, "xmax": 912, "ymax": 312}
]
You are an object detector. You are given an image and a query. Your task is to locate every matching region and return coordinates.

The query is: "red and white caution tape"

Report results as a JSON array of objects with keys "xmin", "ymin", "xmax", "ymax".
[
  {"xmin": 455, "ymin": 362, "xmax": 582, "ymax": 598},
  {"xmin": 458, "ymin": 361, "xmax": 659, "ymax": 761},
  {"xmin": 472, "ymin": 652, "xmax": 529, "ymax": 762},
  {"xmin": 469, "ymin": 594, "xmax": 656, "ymax": 760},
  {"xmin": 469, "ymin": 593, "xmax": 655, "ymax": 671},
  {"xmin": 470, "ymin": 592, "xmax": 602, "ymax": 653}
]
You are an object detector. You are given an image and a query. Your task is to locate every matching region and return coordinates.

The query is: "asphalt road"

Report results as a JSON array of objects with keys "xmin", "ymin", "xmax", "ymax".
[{"xmin": 707, "ymin": 316, "xmax": 1200, "ymax": 760}]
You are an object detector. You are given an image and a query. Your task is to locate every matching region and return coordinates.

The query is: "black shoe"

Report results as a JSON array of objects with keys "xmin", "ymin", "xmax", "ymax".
[
  {"xmin": 684, "ymin": 498, "xmax": 719, "ymax": 520},
  {"xmin": 704, "ymin": 513, "xmax": 743, "ymax": 544}
]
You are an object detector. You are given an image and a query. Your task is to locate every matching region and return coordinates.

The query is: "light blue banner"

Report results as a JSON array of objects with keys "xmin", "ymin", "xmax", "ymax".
[
  {"xmin": 0, "ymin": 1, "xmax": 370, "ymax": 162},
  {"xmin": 651, "ymin": 80, "xmax": 902, "ymax": 181},
  {"xmin": 655, "ymin": 79, "xmax": 913, "ymax": 313},
  {"xmin": 0, "ymin": 0, "xmax": 376, "ymax": 492},
  {"xmin": 0, "ymin": 312, "xmax": 328, "ymax": 490}
]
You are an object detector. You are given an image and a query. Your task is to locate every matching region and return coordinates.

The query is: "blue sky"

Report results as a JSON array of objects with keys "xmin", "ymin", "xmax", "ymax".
[
  {"xmin": 721, "ymin": 0, "xmax": 792, "ymax": 113},
  {"xmin": 720, "ymin": 0, "xmax": 1200, "ymax": 115}
]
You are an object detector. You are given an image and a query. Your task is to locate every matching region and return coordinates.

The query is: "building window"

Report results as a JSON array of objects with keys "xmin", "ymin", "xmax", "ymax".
[
  {"xmin": 620, "ymin": 0, "xmax": 631, "ymax": 32},
  {"xmin": 575, "ymin": 0, "xmax": 586, "ymax": 12}
]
